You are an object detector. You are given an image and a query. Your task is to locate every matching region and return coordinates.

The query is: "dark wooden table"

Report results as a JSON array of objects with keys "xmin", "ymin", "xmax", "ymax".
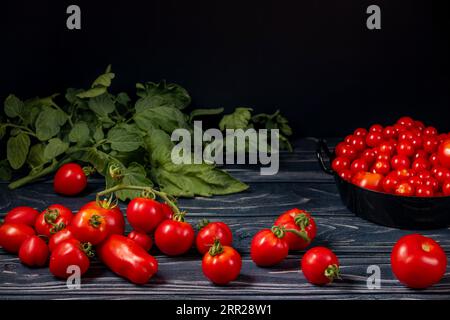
[{"xmin": 1, "ymin": 138, "xmax": 449, "ymax": 300}]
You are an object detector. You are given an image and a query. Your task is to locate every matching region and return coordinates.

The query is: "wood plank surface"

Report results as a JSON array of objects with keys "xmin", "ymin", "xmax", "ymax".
[{"xmin": 1, "ymin": 138, "xmax": 449, "ymax": 300}]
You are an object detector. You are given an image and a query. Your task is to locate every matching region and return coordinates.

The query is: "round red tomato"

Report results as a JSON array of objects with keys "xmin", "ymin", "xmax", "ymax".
[
  {"xmin": 128, "ymin": 230, "xmax": 153, "ymax": 251},
  {"xmin": 395, "ymin": 182, "xmax": 415, "ymax": 196},
  {"xmin": 202, "ymin": 240, "xmax": 242, "ymax": 285},
  {"xmin": 392, "ymin": 168, "xmax": 414, "ymax": 181},
  {"xmin": 371, "ymin": 160, "xmax": 390, "ymax": 175},
  {"xmin": 19, "ymin": 235, "xmax": 49, "ymax": 267},
  {"xmin": 442, "ymin": 180, "xmax": 450, "ymax": 196},
  {"xmin": 407, "ymin": 176, "xmax": 423, "ymax": 189},
  {"xmin": 391, "ymin": 234, "xmax": 447, "ymax": 288},
  {"xmin": 335, "ymin": 143, "xmax": 357, "ymax": 161},
  {"xmin": 0, "ymin": 223, "xmax": 35, "ymax": 253},
  {"xmin": 338, "ymin": 170, "xmax": 353, "ymax": 181},
  {"xmin": 274, "ymin": 209, "xmax": 316, "ymax": 251},
  {"xmin": 71, "ymin": 208, "xmax": 109, "ymax": 245},
  {"xmin": 423, "ymin": 177, "xmax": 439, "ymax": 192},
  {"xmin": 413, "ymin": 150, "xmax": 428, "ymax": 160},
  {"xmin": 433, "ymin": 166, "xmax": 450, "ymax": 183},
  {"xmin": 370, "ymin": 124, "xmax": 383, "ymax": 133},
  {"xmin": 361, "ymin": 149, "xmax": 376, "ymax": 165},
  {"xmin": 48, "ymin": 227, "xmax": 75, "ymax": 252},
  {"xmin": 196, "ymin": 220, "xmax": 233, "ymax": 255},
  {"xmin": 365, "ymin": 132, "xmax": 383, "ymax": 148},
  {"xmin": 382, "ymin": 126, "xmax": 397, "ymax": 139},
  {"xmin": 351, "ymin": 172, "xmax": 384, "ymax": 192},
  {"xmin": 250, "ymin": 227, "xmax": 289, "ymax": 267},
  {"xmin": 411, "ymin": 158, "xmax": 430, "ymax": 172},
  {"xmin": 160, "ymin": 203, "xmax": 174, "ymax": 220},
  {"xmin": 390, "ymin": 155, "xmax": 410, "ymax": 170},
  {"xmin": 423, "ymin": 126, "xmax": 438, "ymax": 136},
  {"xmin": 127, "ymin": 198, "xmax": 165, "ymax": 233},
  {"xmin": 301, "ymin": 247, "xmax": 340, "ymax": 285},
  {"xmin": 53, "ymin": 163, "xmax": 87, "ymax": 196},
  {"xmin": 437, "ymin": 139, "xmax": 450, "ymax": 169},
  {"xmin": 423, "ymin": 136, "xmax": 438, "ymax": 153},
  {"xmin": 382, "ymin": 174, "xmax": 400, "ymax": 193},
  {"xmin": 353, "ymin": 128, "xmax": 368, "ymax": 137},
  {"xmin": 154, "ymin": 214, "xmax": 195, "ymax": 256},
  {"xmin": 331, "ymin": 157, "xmax": 350, "ymax": 173},
  {"xmin": 429, "ymin": 153, "xmax": 440, "ymax": 167},
  {"xmin": 348, "ymin": 136, "xmax": 366, "ymax": 151},
  {"xmin": 4, "ymin": 206, "xmax": 40, "ymax": 227},
  {"xmin": 79, "ymin": 201, "xmax": 125, "ymax": 236},
  {"xmin": 49, "ymin": 239, "xmax": 92, "ymax": 279},
  {"xmin": 35, "ymin": 204, "xmax": 73, "ymax": 237},
  {"xmin": 396, "ymin": 141, "xmax": 415, "ymax": 157},
  {"xmin": 397, "ymin": 117, "xmax": 415, "ymax": 128},
  {"xmin": 415, "ymin": 186, "xmax": 434, "ymax": 197}
]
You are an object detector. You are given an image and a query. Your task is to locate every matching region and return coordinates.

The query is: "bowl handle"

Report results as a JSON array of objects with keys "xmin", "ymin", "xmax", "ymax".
[{"xmin": 316, "ymin": 139, "xmax": 334, "ymax": 175}]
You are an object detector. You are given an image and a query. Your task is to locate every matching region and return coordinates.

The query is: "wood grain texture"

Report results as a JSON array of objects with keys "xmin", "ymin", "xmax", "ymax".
[{"xmin": 1, "ymin": 138, "xmax": 449, "ymax": 300}]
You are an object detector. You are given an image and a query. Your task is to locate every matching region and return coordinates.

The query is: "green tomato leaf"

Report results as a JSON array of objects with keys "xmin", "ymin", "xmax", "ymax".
[
  {"xmin": 88, "ymin": 94, "xmax": 115, "ymax": 117},
  {"xmin": 219, "ymin": 107, "xmax": 253, "ymax": 130},
  {"xmin": 134, "ymin": 106, "xmax": 188, "ymax": 133},
  {"xmin": 106, "ymin": 162, "xmax": 153, "ymax": 201},
  {"xmin": 135, "ymin": 81, "xmax": 191, "ymax": 110},
  {"xmin": 7, "ymin": 132, "xmax": 31, "ymax": 169},
  {"xmin": 189, "ymin": 107, "xmax": 224, "ymax": 122},
  {"xmin": 92, "ymin": 72, "xmax": 115, "ymax": 88},
  {"xmin": 4, "ymin": 94, "xmax": 25, "ymax": 118},
  {"xmin": 93, "ymin": 126, "xmax": 104, "ymax": 142},
  {"xmin": 0, "ymin": 159, "xmax": 12, "ymax": 181},
  {"xmin": 27, "ymin": 143, "xmax": 48, "ymax": 169},
  {"xmin": 35, "ymin": 107, "xmax": 68, "ymax": 141},
  {"xmin": 79, "ymin": 147, "xmax": 110, "ymax": 174},
  {"xmin": 107, "ymin": 126, "xmax": 143, "ymax": 152},
  {"xmin": 76, "ymin": 87, "xmax": 107, "ymax": 99},
  {"xmin": 0, "ymin": 124, "xmax": 6, "ymax": 140},
  {"xmin": 44, "ymin": 138, "xmax": 69, "ymax": 160},
  {"xmin": 69, "ymin": 122, "xmax": 90, "ymax": 144}
]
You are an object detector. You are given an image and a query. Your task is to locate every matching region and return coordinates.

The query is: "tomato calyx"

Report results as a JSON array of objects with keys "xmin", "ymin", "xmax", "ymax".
[
  {"xmin": 108, "ymin": 163, "xmax": 124, "ymax": 180},
  {"xmin": 44, "ymin": 209, "xmax": 65, "ymax": 234},
  {"xmin": 80, "ymin": 242, "xmax": 95, "ymax": 258},
  {"xmin": 270, "ymin": 225, "xmax": 310, "ymax": 242},
  {"xmin": 82, "ymin": 166, "xmax": 96, "ymax": 177},
  {"xmin": 96, "ymin": 195, "xmax": 119, "ymax": 210},
  {"xmin": 208, "ymin": 239, "xmax": 224, "ymax": 257},
  {"xmin": 89, "ymin": 214, "xmax": 103, "ymax": 228},
  {"xmin": 172, "ymin": 212, "xmax": 187, "ymax": 222},
  {"xmin": 294, "ymin": 212, "xmax": 310, "ymax": 229},
  {"xmin": 197, "ymin": 219, "xmax": 210, "ymax": 230},
  {"xmin": 324, "ymin": 264, "xmax": 341, "ymax": 282}
]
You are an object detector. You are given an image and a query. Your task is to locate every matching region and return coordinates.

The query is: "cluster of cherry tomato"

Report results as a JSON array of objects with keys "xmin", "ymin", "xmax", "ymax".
[{"xmin": 332, "ymin": 116, "xmax": 450, "ymax": 197}]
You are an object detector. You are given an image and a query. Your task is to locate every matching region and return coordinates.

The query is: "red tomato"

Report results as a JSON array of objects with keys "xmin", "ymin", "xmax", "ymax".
[
  {"xmin": 378, "ymin": 142, "xmax": 395, "ymax": 156},
  {"xmin": 0, "ymin": 223, "xmax": 35, "ymax": 253},
  {"xmin": 393, "ymin": 168, "xmax": 414, "ymax": 181},
  {"xmin": 350, "ymin": 159, "xmax": 368, "ymax": 174},
  {"xmin": 429, "ymin": 153, "xmax": 440, "ymax": 167},
  {"xmin": 126, "ymin": 198, "xmax": 165, "ymax": 233},
  {"xmin": 433, "ymin": 166, "xmax": 450, "ymax": 184},
  {"xmin": 338, "ymin": 170, "xmax": 353, "ymax": 181},
  {"xmin": 395, "ymin": 182, "xmax": 415, "ymax": 196},
  {"xmin": 71, "ymin": 208, "xmax": 109, "ymax": 245},
  {"xmin": 98, "ymin": 235, "xmax": 158, "ymax": 284},
  {"xmin": 413, "ymin": 150, "xmax": 428, "ymax": 160},
  {"xmin": 344, "ymin": 135, "xmax": 353, "ymax": 144},
  {"xmin": 423, "ymin": 126, "xmax": 438, "ymax": 136},
  {"xmin": 382, "ymin": 175, "xmax": 400, "ymax": 193},
  {"xmin": 196, "ymin": 220, "xmax": 233, "ymax": 255},
  {"xmin": 437, "ymin": 139, "xmax": 450, "ymax": 169},
  {"xmin": 369, "ymin": 124, "xmax": 383, "ymax": 133},
  {"xmin": 53, "ymin": 163, "xmax": 87, "ymax": 196},
  {"xmin": 301, "ymin": 247, "xmax": 340, "ymax": 285},
  {"xmin": 49, "ymin": 227, "xmax": 75, "ymax": 252},
  {"xmin": 128, "ymin": 230, "xmax": 153, "ymax": 251},
  {"xmin": 411, "ymin": 158, "xmax": 430, "ymax": 172},
  {"xmin": 353, "ymin": 128, "xmax": 368, "ymax": 137},
  {"xmin": 4, "ymin": 206, "xmax": 40, "ymax": 227},
  {"xmin": 371, "ymin": 160, "xmax": 390, "ymax": 175},
  {"xmin": 154, "ymin": 214, "xmax": 195, "ymax": 256},
  {"xmin": 365, "ymin": 132, "xmax": 383, "ymax": 148},
  {"xmin": 202, "ymin": 240, "xmax": 241, "ymax": 285},
  {"xmin": 396, "ymin": 141, "xmax": 415, "ymax": 157},
  {"xmin": 361, "ymin": 149, "xmax": 376, "ymax": 165},
  {"xmin": 331, "ymin": 157, "xmax": 350, "ymax": 173},
  {"xmin": 78, "ymin": 201, "xmax": 125, "ymax": 236},
  {"xmin": 274, "ymin": 209, "xmax": 317, "ymax": 251},
  {"xmin": 410, "ymin": 136, "xmax": 423, "ymax": 150},
  {"xmin": 250, "ymin": 227, "xmax": 289, "ymax": 267},
  {"xmin": 397, "ymin": 116, "xmax": 415, "ymax": 128},
  {"xmin": 415, "ymin": 186, "xmax": 434, "ymax": 197},
  {"xmin": 49, "ymin": 239, "xmax": 91, "ymax": 279},
  {"xmin": 442, "ymin": 180, "xmax": 450, "ymax": 196},
  {"xmin": 423, "ymin": 136, "xmax": 439, "ymax": 153},
  {"xmin": 382, "ymin": 126, "xmax": 397, "ymax": 139},
  {"xmin": 35, "ymin": 204, "xmax": 73, "ymax": 237},
  {"xmin": 390, "ymin": 155, "xmax": 410, "ymax": 170},
  {"xmin": 391, "ymin": 234, "xmax": 447, "ymax": 288},
  {"xmin": 348, "ymin": 136, "xmax": 366, "ymax": 151},
  {"xmin": 160, "ymin": 203, "xmax": 174, "ymax": 220},
  {"xmin": 417, "ymin": 170, "xmax": 432, "ymax": 180},
  {"xmin": 335, "ymin": 143, "xmax": 357, "ymax": 161},
  {"xmin": 19, "ymin": 235, "xmax": 49, "ymax": 267},
  {"xmin": 423, "ymin": 177, "xmax": 439, "ymax": 192},
  {"xmin": 351, "ymin": 172, "xmax": 384, "ymax": 192},
  {"xmin": 408, "ymin": 176, "xmax": 423, "ymax": 189},
  {"xmin": 398, "ymin": 130, "xmax": 415, "ymax": 142},
  {"xmin": 414, "ymin": 120, "xmax": 425, "ymax": 130},
  {"xmin": 376, "ymin": 153, "xmax": 391, "ymax": 162}
]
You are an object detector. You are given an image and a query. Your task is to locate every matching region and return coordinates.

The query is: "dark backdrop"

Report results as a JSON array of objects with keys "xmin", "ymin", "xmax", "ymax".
[{"xmin": 1, "ymin": 0, "xmax": 449, "ymax": 137}]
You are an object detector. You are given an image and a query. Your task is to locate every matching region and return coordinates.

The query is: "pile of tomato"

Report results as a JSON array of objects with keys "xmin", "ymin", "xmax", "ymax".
[{"xmin": 332, "ymin": 116, "xmax": 450, "ymax": 197}]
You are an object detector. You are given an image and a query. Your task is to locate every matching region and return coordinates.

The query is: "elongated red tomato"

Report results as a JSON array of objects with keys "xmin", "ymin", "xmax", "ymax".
[
  {"xmin": 196, "ymin": 219, "xmax": 233, "ymax": 255},
  {"xmin": 19, "ymin": 235, "xmax": 49, "ymax": 267},
  {"xmin": 202, "ymin": 240, "xmax": 241, "ymax": 285},
  {"xmin": 71, "ymin": 208, "xmax": 109, "ymax": 245},
  {"xmin": 155, "ymin": 213, "xmax": 195, "ymax": 256},
  {"xmin": 0, "ymin": 223, "xmax": 35, "ymax": 253},
  {"xmin": 78, "ymin": 201, "xmax": 125, "ymax": 236},
  {"xmin": 128, "ymin": 230, "xmax": 153, "ymax": 251},
  {"xmin": 49, "ymin": 239, "xmax": 92, "ymax": 279},
  {"xmin": 35, "ymin": 204, "xmax": 73, "ymax": 237},
  {"xmin": 274, "ymin": 209, "xmax": 316, "ymax": 251},
  {"xmin": 127, "ymin": 198, "xmax": 165, "ymax": 233},
  {"xmin": 250, "ymin": 227, "xmax": 289, "ymax": 267},
  {"xmin": 4, "ymin": 206, "xmax": 40, "ymax": 227},
  {"xmin": 97, "ymin": 235, "xmax": 158, "ymax": 284},
  {"xmin": 48, "ymin": 227, "xmax": 76, "ymax": 252},
  {"xmin": 54, "ymin": 163, "xmax": 87, "ymax": 196},
  {"xmin": 301, "ymin": 247, "xmax": 340, "ymax": 285}
]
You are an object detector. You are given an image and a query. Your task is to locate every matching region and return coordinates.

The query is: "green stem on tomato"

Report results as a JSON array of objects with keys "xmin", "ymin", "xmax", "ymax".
[{"xmin": 96, "ymin": 184, "xmax": 181, "ymax": 215}]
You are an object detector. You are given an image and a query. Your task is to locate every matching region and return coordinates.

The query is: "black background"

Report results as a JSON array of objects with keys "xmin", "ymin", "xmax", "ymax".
[{"xmin": 0, "ymin": 0, "xmax": 449, "ymax": 138}]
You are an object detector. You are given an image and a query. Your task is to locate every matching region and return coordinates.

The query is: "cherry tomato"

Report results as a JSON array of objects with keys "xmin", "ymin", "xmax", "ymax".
[
  {"xmin": 414, "ymin": 120, "xmax": 425, "ymax": 130},
  {"xmin": 353, "ymin": 128, "xmax": 368, "ymax": 137},
  {"xmin": 49, "ymin": 239, "xmax": 92, "ymax": 279},
  {"xmin": 382, "ymin": 126, "xmax": 397, "ymax": 139},
  {"xmin": 338, "ymin": 170, "xmax": 353, "ymax": 181},
  {"xmin": 369, "ymin": 124, "xmax": 383, "ymax": 133},
  {"xmin": 301, "ymin": 247, "xmax": 340, "ymax": 285},
  {"xmin": 19, "ymin": 235, "xmax": 49, "ymax": 267},
  {"xmin": 196, "ymin": 220, "xmax": 233, "ymax": 255},
  {"xmin": 350, "ymin": 159, "xmax": 368, "ymax": 174},
  {"xmin": 397, "ymin": 116, "xmax": 415, "ymax": 128},
  {"xmin": 160, "ymin": 203, "xmax": 174, "ymax": 220},
  {"xmin": 378, "ymin": 142, "xmax": 395, "ymax": 156},
  {"xmin": 433, "ymin": 166, "xmax": 450, "ymax": 184},
  {"xmin": 395, "ymin": 182, "xmax": 415, "ymax": 196},
  {"xmin": 437, "ymin": 139, "xmax": 450, "ymax": 169},
  {"xmin": 391, "ymin": 234, "xmax": 446, "ymax": 288},
  {"xmin": 415, "ymin": 186, "xmax": 434, "ymax": 197},
  {"xmin": 396, "ymin": 141, "xmax": 415, "ymax": 157},
  {"xmin": 35, "ymin": 204, "xmax": 73, "ymax": 237},
  {"xmin": 411, "ymin": 158, "xmax": 430, "ymax": 172},
  {"xmin": 417, "ymin": 170, "xmax": 432, "ymax": 180},
  {"xmin": 155, "ymin": 213, "xmax": 195, "ymax": 256},
  {"xmin": 390, "ymin": 155, "xmax": 410, "ymax": 170},
  {"xmin": 423, "ymin": 177, "xmax": 439, "ymax": 192},
  {"xmin": 408, "ymin": 176, "xmax": 423, "ymax": 189},
  {"xmin": 423, "ymin": 126, "xmax": 438, "ymax": 136},
  {"xmin": 423, "ymin": 136, "xmax": 439, "ymax": 153},
  {"xmin": 442, "ymin": 180, "xmax": 450, "ymax": 196},
  {"xmin": 48, "ymin": 227, "xmax": 75, "ymax": 252},
  {"xmin": 351, "ymin": 172, "xmax": 384, "ymax": 192},
  {"xmin": 127, "ymin": 230, "xmax": 153, "ymax": 251},
  {"xmin": 429, "ymin": 153, "xmax": 440, "ymax": 167},
  {"xmin": 344, "ymin": 135, "xmax": 353, "ymax": 144},
  {"xmin": 371, "ymin": 160, "xmax": 390, "ymax": 175},
  {"xmin": 413, "ymin": 150, "xmax": 428, "ymax": 160},
  {"xmin": 376, "ymin": 153, "xmax": 391, "ymax": 162},
  {"xmin": 335, "ymin": 143, "xmax": 357, "ymax": 161},
  {"xmin": 348, "ymin": 136, "xmax": 366, "ymax": 151},
  {"xmin": 382, "ymin": 174, "xmax": 400, "ymax": 193},
  {"xmin": 392, "ymin": 168, "xmax": 414, "ymax": 181},
  {"xmin": 331, "ymin": 157, "xmax": 350, "ymax": 173},
  {"xmin": 250, "ymin": 227, "xmax": 289, "ymax": 267},
  {"xmin": 365, "ymin": 132, "xmax": 383, "ymax": 148},
  {"xmin": 394, "ymin": 123, "xmax": 407, "ymax": 133},
  {"xmin": 79, "ymin": 201, "xmax": 125, "ymax": 236},
  {"xmin": 4, "ymin": 206, "xmax": 40, "ymax": 227},
  {"xmin": 398, "ymin": 130, "xmax": 415, "ymax": 142},
  {"xmin": 71, "ymin": 207, "xmax": 109, "ymax": 245},
  {"xmin": 202, "ymin": 240, "xmax": 241, "ymax": 285},
  {"xmin": 0, "ymin": 223, "xmax": 35, "ymax": 253},
  {"xmin": 53, "ymin": 163, "xmax": 87, "ymax": 196},
  {"xmin": 126, "ymin": 198, "xmax": 165, "ymax": 233},
  {"xmin": 361, "ymin": 149, "xmax": 376, "ymax": 165},
  {"xmin": 274, "ymin": 209, "xmax": 316, "ymax": 251}
]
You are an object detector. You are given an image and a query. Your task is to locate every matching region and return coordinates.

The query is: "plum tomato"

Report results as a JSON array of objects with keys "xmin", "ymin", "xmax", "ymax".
[
  {"xmin": 35, "ymin": 204, "xmax": 73, "ymax": 237},
  {"xmin": 0, "ymin": 223, "xmax": 35, "ymax": 253},
  {"xmin": 4, "ymin": 206, "xmax": 40, "ymax": 227},
  {"xmin": 19, "ymin": 235, "xmax": 49, "ymax": 267},
  {"xmin": 127, "ymin": 230, "xmax": 153, "ymax": 251},
  {"xmin": 250, "ymin": 227, "xmax": 289, "ymax": 267},
  {"xmin": 202, "ymin": 240, "xmax": 242, "ymax": 285}
]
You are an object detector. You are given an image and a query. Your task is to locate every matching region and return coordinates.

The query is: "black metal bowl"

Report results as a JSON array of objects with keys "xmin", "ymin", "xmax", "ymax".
[{"xmin": 316, "ymin": 139, "xmax": 450, "ymax": 230}]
